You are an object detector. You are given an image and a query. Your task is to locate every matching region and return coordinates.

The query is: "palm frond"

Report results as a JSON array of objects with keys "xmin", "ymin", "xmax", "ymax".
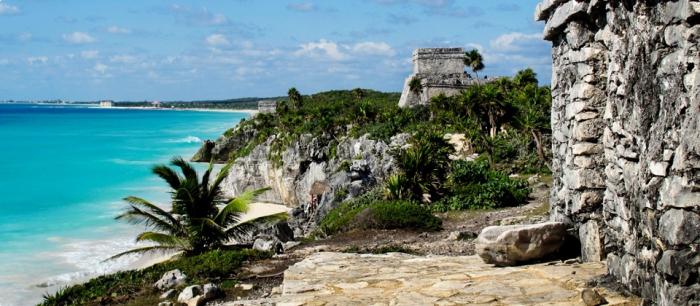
[
  {"xmin": 225, "ymin": 212, "xmax": 287, "ymax": 241},
  {"xmin": 214, "ymin": 188, "xmax": 271, "ymax": 226},
  {"xmin": 172, "ymin": 157, "xmax": 199, "ymax": 184},
  {"xmin": 116, "ymin": 206, "xmax": 179, "ymax": 234},
  {"xmin": 123, "ymin": 196, "xmax": 182, "ymax": 232},
  {"xmin": 152, "ymin": 165, "xmax": 182, "ymax": 191},
  {"xmin": 136, "ymin": 232, "xmax": 190, "ymax": 249},
  {"xmin": 104, "ymin": 245, "xmax": 180, "ymax": 261}
]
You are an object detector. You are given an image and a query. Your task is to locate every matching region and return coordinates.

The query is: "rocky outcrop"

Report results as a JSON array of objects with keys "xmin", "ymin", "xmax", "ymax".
[
  {"xmin": 475, "ymin": 222, "xmax": 569, "ymax": 266},
  {"xmin": 192, "ymin": 121, "xmax": 258, "ymax": 163},
  {"xmin": 154, "ymin": 269, "xmax": 187, "ymax": 291},
  {"xmin": 538, "ymin": 0, "xmax": 700, "ymax": 304},
  {"xmin": 216, "ymin": 133, "xmax": 408, "ymax": 235}
]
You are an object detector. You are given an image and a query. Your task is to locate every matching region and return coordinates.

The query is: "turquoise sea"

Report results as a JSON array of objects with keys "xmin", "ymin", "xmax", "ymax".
[{"xmin": 0, "ymin": 104, "xmax": 246, "ymax": 305}]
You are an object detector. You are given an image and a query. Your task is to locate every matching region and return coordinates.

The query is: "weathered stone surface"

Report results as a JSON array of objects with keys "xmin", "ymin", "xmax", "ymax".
[
  {"xmin": 154, "ymin": 269, "xmax": 187, "ymax": 291},
  {"xmin": 178, "ymin": 285, "xmax": 202, "ymax": 303},
  {"xmin": 475, "ymin": 222, "xmax": 569, "ymax": 266},
  {"xmin": 224, "ymin": 252, "xmax": 640, "ymax": 306},
  {"xmin": 581, "ymin": 288, "xmax": 607, "ymax": 306},
  {"xmin": 658, "ymin": 209, "xmax": 700, "ymax": 246},
  {"xmin": 539, "ymin": 0, "xmax": 700, "ymax": 303},
  {"xmin": 160, "ymin": 289, "xmax": 177, "ymax": 300},
  {"xmin": 398, "ymin": 48, "xmax": 481, "ymax": 108},
  {"xmin": 253, "ymin": 236, "xmax": 283, "ymax": 254}
]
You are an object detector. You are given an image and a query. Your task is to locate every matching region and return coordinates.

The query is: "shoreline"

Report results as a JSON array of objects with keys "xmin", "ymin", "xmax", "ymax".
[{"xmin": 90, "ymin": 105, "xmax": 259, "ymax": 115}]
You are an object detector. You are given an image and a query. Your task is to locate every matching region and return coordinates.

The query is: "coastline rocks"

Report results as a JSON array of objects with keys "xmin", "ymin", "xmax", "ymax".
[
  {"xmin": 154, "ymin": 269, "xmax": 187, "ymax": 290},
  {"xmin": 177, "ymin": 283, "xmax": 221, "ymax": 306},
  {"xmin": 476, "ymin": 222, "xmax": 569, "ymax": 266}
]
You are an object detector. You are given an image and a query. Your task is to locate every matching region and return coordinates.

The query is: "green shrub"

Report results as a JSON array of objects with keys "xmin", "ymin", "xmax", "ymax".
[
  {"xmin": 40, "ymin": 249, "xmax": 269, "ymax": 306},
  {"xmin": 364, "ymin": 201, "xmax": 442, "ymax": 231},
  {"xmin": 317, "ymin": 188, "xmax": 383, "ymax": 236},
  {"xmin": 432, "ymin": 160, "xmax": 530, "ymax": 212}
]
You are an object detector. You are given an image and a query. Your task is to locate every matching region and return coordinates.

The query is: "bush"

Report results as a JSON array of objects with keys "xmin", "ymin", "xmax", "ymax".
[
  {"xmin": 364, "ymin": 201, "xmax": 442, "ymax": 231},
  {"xmin": 432, "ymin": 160, "xmax": 530, "ymax": 212},
  {"xmin": 40, "ymin": 249, "xmax": 269, "ymax": 306},
  {"xmin": 317, "ymin": 188, "xmax": 383, "ymax": 236}
]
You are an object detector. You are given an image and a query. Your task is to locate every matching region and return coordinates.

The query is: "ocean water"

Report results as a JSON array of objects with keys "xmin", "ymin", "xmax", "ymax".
[{"xmin": 0, "ymin": 104, "xmax": 246, "ymax": 305}]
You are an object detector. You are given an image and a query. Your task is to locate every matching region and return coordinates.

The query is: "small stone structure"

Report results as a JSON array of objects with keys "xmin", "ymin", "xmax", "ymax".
[
  {"xmin": 537, "ymin": 0, "xmax": 699, "ymax": 304},
  {"xmin": 398, "ymin": 48, "xmax": 476, "ymax": 108},
  {"xmin": 257, "ymin": 100, "xmax": 277, "ymax": 113},
  {"xmin": 99, "ymin": 100, "xmax": 113, "ymax": 108}
]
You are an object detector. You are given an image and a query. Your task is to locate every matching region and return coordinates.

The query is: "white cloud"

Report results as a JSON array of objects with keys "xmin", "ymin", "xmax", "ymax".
[
  {"xmin": 490, "ymin": 32, "xmax": 541, "ymax": 52},
  {"xmin": 109, "ymin": 55, "xmax": 137, "ymax": 63},
  {"xmin": 18, "ymin": 32, "xmax": 31, "ymax": 42},
  {"xmin": 295, "ymin": 39, "xmax": 346, "ymax": 61},
  {"xmin": 63, "ymin": 32, "xmax": 96, "ymax": 44},
  {"xmin": 0, "ymin": 3, "xmax": 19, "ymax": 15},
  {"xmin": 287, "ymin": 2, "xmax": 316, "ymax": 12},
  {"xmin": 93, "ymin": 62, "xmax": 108, "ymax": 74},
  {"xmin": 80, "ymin": 50, "xmax": 99, "ymax": 59},
  {"xmin": 205, "ymin": 34, "xmax": 230, "ymax": 47},
  {"xmin": 0, "ymin": 58, "xmax": 9, "ymax": 65},
  {"xmin": 107, "ymin": 26, "xmax": 131, "ymax": 34},
  {"xmin": 351, "ymin": 42, "xmax": 395, "ymax": 56},
  {"xmin": 27, "ymin": 56, "xmax": 48, "ymax": 65}
]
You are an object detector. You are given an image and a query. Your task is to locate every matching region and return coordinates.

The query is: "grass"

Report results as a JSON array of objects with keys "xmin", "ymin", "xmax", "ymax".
[
  {"xmin": 342, "ymin": 244, "xmax": 422, "ymax": 255},
  {"xmin": 40, "ymin": 249, "xmax": 270, "ymax": 306}
]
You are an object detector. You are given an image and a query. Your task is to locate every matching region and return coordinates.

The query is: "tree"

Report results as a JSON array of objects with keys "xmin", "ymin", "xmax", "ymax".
[
  {"xmin": 110, "ymin": 157, "xmax": 286, "ymax": 259},
  {"xmin": 352, "ymin": 88, "xmax": 365, "ymax": 102},
  {"xmin": 513, "ymin": 68, "xmax": 539, "ymax": 88},
  {"xmin": 513, "ymin": 85, "xmax": 551, "ymax": 164},
  {"xmin": 287, "ymin": 87, "xmax": 303, "ymax": 110},
  {"xmin": 464, "ymin": 49, "xmax": 485, "ymax": 80},
  {"xmin": 408, "ymin": 76, "xmax": 423, "ymax": 96}
]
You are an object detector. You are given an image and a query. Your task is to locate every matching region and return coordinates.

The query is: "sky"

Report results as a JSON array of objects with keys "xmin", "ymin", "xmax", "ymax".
[{"xmin": 0, "ymin": 0, "xmax": 550, "ymax": 101}]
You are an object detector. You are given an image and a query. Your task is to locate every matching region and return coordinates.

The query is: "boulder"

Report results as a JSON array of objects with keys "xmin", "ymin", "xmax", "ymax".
[
  {"xmin": 476, "ymin": 222, "xmax": 569, "ymax": 266},
  {"xmin": 160, "ymin": 289, "xmax": 177, "ymax": 300},
  {"xmin": 201, "ymin": 283, "xmax": 222, "ymax": 300},
  {"xmin": 154, "ymin": 269, "xmax": 187, "ymax": 291},
  {"xmin": 253, "ymin": 236, "xmax": 283, "ymax": 254},
  {"xmin": 177, "ymin": 285, "xmax": 202, "ymax": 303}
]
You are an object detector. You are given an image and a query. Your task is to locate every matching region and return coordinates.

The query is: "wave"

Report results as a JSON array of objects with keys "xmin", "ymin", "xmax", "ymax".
[
  {"xmin": 169, "ymin": 136, "xmax": 202, "ymax": 144},
  {"xmin": 107, "ymin": 158, "xmax": 154, "ymax": 165}
]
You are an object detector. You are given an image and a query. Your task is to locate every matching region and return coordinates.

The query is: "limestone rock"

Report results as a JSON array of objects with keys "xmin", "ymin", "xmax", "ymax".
[
  {"xmin": 581, "ymin": 288, "xmax": 607, "ymax": 306},
  {"xmin": 160, "ymin": 289, "xmax": 178, "ymax": 300},
  {"xmin": 178, "ymin": 285, "xmax": 202, "ymax": 303},
  {"xmin": 154, "ymin": 269, "xmax": 187, "ymax": 291},
  {"xmin": 475, "ymin": 222, "xmax": 569, "ymax": 266},
  {"xmin": 658, "ymin": 209, "xmax": 700, "ymax": 246},
  {"xmin": 202, "ymin": 283, "xmax": 222, "ymax": 300},
  {"xmin": 253, "ymin": 236, "xmax": 283, "ymax": 254}
]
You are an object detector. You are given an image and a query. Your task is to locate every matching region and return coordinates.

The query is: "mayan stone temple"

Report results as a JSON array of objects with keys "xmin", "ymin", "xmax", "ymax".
[{"xmin": 398, "ymin": 48, "xmax": 478, "ymax": 108}]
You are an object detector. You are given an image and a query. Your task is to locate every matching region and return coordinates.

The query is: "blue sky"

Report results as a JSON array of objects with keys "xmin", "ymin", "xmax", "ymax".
[{"xmin": 0, "ymin": 0, "xmax": 549, "ymax": 101}]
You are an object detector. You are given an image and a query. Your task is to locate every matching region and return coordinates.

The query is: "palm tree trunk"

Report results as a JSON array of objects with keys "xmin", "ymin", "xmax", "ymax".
[
  {"xmin": 531, "ymin": 129, "xmax": 545, "ymax": 161},
  {"xmin": 488, "ymin": 113, "xmax": 497, "ymax": 138}
]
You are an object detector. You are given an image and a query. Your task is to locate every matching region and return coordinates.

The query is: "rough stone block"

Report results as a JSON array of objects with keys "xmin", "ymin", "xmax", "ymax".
[
  {"xmin": 649, "ymin": 161, "xmax": 669, "ymax": 176},
  {"xmin": 658, "ymin": 209, "xmax": 700, "ymax": 245},
  {"xmin": 566, "ymin": 169, "xmax": 605, "ymax": 190},
  {"xmin": 572, "ymin": 143, "xmax": 603, "ymax": 155},
  {"xmin": 579, "ymin": 220, "xmax": 603, "ymax": 262},
  {"xmin": 543, "ymin": 1, "xmax": 589, "ymax": 40},
  {"xmin": 476, "ymin": 222, "xmax": 569, "ymax": 266}
]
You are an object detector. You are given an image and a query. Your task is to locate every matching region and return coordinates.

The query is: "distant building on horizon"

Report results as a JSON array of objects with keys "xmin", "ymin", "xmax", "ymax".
[
  {"xmin": 258, "ymin": 100, "xmax": 277, "ymax": 113},
  {"xmin": 151, "ymin": 101, "xmax": 162, "ymax": 108},
  {"xmin": 99, "ymin": 100, "xmax": 113, "ymax": 108}
]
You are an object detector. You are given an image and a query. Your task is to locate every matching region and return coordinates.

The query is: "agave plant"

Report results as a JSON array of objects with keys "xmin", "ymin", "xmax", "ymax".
[{"xmin": 110, "ymin": 157, "xmax": 286, "ymax": 259}]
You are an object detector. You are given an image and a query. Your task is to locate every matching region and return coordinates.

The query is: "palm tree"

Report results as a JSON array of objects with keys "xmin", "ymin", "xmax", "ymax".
[
  {"xmin": 480, "ymin": 84, "xmax": 508, "ymax": 138},
  {"xmin": 110, "ymin": 157, "xmax": 286, "ymax": 259},
  {"xmin": 464, "ymin": 49, "xmax": 485, "ymax": 80},
  {"xmin": 513, "ymin": 86, "xmax": 551, "ymax": 163},
  {"xmin": 287, "ymin": 87, "xmax": 302, "ymax": 110},
  {"xmin": 408, "ymin": 76, "xmax": 423, "ymax": 96}
]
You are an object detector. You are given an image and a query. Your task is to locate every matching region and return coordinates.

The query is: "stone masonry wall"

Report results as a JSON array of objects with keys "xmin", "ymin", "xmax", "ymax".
[
  {"xmin": 537, "ymin": 0, "xmax": 699, "ymax": 305},
  {"xmin": 399, "ymin": 48, "xmax": 474, "ymax": 107}
]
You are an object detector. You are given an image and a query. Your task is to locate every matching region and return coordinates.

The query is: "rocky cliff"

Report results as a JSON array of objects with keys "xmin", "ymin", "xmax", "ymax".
[
  {"xmin": 537, "ymin": 0, "xmax": 699, "ymax": 304},
  {"xmin": 194, "ymin": 123, "xmax": 409, "ymax": 235}
]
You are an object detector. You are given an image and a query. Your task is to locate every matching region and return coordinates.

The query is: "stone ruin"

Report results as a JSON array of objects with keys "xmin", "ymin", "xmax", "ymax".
[
  {"xmin": 398, "ymin": 48, "xmax": 479, "ymax": 108},
  {"xmin": 537, "ymin": 0, "xmax": 699, "ymax": 304},
  {"xmin": 257, "ymin": 100, "xmax": 277, "ymax": 114}
]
